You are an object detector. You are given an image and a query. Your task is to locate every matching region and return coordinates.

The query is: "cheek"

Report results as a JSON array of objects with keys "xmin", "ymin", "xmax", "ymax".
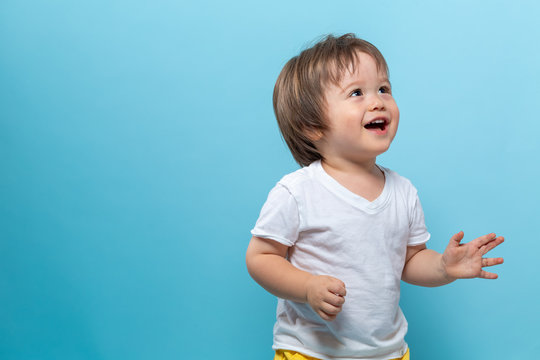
[
  {"xmin": 389, "ymin": 99, "xmax": 399, "ymax": 117},
  {"xmin": 389, "ymin": 103, "xmax": 400, "ymax": 124}
]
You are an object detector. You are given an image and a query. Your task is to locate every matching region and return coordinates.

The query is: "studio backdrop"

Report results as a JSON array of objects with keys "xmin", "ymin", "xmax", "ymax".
[{"xmin": 1, "ymin": 1, "xmax": 539, "ymax": 359}]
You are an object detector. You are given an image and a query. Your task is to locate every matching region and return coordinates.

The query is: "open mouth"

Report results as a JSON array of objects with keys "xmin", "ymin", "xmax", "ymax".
[{"xmin": 364, "ymin": 119, "xmax": 388, "ymax": 132}]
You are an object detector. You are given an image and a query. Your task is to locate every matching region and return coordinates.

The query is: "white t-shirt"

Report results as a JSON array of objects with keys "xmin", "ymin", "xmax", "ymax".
[{"xmin": 251, "ymin": 160, "xmax": 430, "ymax": 360}]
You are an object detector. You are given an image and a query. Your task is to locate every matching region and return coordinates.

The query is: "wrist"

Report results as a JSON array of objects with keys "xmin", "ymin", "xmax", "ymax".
[
  {"xmin": 440, "ymin": 254, "xmax": 457, "ymax": 283},
  {"xmin": 303, "ymin": 274, "xmax": 316, "ymax": 304}
]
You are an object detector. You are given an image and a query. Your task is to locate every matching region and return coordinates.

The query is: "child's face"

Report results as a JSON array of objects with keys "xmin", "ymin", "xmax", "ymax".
[{"xmin": 317, "ymin": 52, "xmax": 399, "ymax": 163}]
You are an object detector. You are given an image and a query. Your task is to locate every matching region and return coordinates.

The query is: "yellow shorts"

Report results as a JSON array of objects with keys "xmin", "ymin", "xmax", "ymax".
[{"xmin": 274, "ymin": 347, "xmax": 410, "ymax": 360}]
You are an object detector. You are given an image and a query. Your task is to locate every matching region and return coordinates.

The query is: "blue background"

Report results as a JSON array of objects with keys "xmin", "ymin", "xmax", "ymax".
[{"xmin": 1, "ymin": 1, "xmax": 539, "ymax": 359}]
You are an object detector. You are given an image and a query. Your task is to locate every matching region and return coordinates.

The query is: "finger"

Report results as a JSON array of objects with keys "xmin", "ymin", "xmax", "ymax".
[
  {"xmin": 320, "ymin": 301, "xmax": 342, "ymax": 316},
  {"xmin": 480, "ymin": 269, "xmax": 499, "ymax": 279},
  {"xmin": 474, "ymin": 233, "xmax": 497, "ymax": 248},
  {"xmin": 482, "ymin": 257, "xmax": 504, "ymax": 267},
  {"xmin": 324, "ymin": 292, "xmax": 345, "ymax": 307},
  {"xmin": 328, "ymin": 280, "xmax": 347, "ymax": 297},
  {"xmin": 449, "ymin": 231, "xmax": 464, "ymax": 247},
  {"xmin": 481, "ymin": 236, "xmax": 504, "ymax": 255},
  {"xmin": 318, "ymin": 309, "xmax": 337, "ymax": 321}
]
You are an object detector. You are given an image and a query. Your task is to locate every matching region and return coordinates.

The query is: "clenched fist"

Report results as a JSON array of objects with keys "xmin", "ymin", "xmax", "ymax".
[{"xmin": 305, "ymin": 275, "xmax": 347, "ymax": 321}]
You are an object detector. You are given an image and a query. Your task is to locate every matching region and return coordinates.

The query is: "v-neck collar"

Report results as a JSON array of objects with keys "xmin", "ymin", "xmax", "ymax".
[{"xmin": 310, "ymin": 160, "xmax": 392, "ymax": 213}]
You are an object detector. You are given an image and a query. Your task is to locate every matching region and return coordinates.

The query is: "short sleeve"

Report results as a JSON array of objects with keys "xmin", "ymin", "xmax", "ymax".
[
  {"xmin": 250, "ymin": 184, "xmax": 300, "ymax": 247},
  {"xmin": 408, "ymin": 192, "xmax": 431, "ymax": 246}
]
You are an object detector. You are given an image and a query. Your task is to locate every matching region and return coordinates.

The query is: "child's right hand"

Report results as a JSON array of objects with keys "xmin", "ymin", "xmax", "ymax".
[{"xmin": 305, "ymin": 275, "xmax": 346, "ymax": 321}]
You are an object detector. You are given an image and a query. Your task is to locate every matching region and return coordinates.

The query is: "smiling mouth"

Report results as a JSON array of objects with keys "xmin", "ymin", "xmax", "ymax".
[{"xmin": 364, "ymin": 119, "xmax": 388, "ymax": 131}]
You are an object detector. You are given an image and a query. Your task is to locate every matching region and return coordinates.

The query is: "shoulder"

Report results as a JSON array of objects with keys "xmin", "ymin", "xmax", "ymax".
[
  {"xmin": 378, "ymin": 165, "xmax": 418, "ymax": 195},
  {"xmin": 257, "ymin": 164, "xmax": 312, "ymax": 208},
  {"xmin": 276, "ymin": 161, "xmax": 318, "ymax": 192}
]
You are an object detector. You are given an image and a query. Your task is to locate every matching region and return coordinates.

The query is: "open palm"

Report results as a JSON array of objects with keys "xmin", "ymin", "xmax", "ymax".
[{"xmin": 442, "ymin": 231, "xmax": 504, "ymax": 280}]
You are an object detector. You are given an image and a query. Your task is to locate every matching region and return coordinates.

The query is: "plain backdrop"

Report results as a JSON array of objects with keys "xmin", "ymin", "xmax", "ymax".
[{"xmin": 1, "ymin": 1, "xmax": 539, "ymax": 359}]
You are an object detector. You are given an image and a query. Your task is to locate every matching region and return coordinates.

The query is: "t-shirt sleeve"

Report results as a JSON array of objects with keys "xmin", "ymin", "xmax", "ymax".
[
  {"xmin": 408, "ymin": 192, "xmax": 431, "ymax": 246},
  {"xmin": 250, "ymin": 183, "xmax": 300, "ymax": 247}
]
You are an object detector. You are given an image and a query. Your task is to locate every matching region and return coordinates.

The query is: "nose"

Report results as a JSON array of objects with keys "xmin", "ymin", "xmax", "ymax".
[{"xmin": 368, "ymin": 94, "xmax": 385, "ymax": 111}]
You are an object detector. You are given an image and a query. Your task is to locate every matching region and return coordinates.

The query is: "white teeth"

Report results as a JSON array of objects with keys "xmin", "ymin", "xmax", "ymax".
[{"xmin": 370, "ymin": 120, "xmax": 385, "ymax": 124}]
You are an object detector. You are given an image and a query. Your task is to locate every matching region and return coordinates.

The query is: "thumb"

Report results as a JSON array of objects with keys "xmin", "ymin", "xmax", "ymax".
[{"xmin": 449, "ymin": 231, "xmax": 464, "ymax": 247}]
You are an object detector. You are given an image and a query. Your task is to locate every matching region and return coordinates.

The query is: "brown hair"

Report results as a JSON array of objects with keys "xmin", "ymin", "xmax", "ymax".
[{"xmin": 273, "ymin": 33, "xmax": 389, "ymax": 167}]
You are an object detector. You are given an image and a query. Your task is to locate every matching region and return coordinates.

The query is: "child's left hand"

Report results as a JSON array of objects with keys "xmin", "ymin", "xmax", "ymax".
[{"xmin": 442, "ymin": 231, "xmax": 504, "ymax": 280}]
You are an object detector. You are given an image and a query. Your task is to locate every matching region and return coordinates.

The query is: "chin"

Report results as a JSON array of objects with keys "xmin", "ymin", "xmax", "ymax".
[{"xmin": 374, "ymin": 142, "xmax": 393, "ymax": 156}]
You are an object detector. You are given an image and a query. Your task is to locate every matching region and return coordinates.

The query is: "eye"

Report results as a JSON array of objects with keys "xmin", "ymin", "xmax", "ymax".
[
  {"xmin": 378, "ymin": 86, "xmax": 391, "ymax": 94},
  {"xmin": 350, "ymin": 88, "xmax": 363, "ymax": 97}
]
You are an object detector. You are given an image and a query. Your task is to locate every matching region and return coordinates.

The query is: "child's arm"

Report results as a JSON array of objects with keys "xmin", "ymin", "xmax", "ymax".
[
  {"xmin": 246, "ymin": 236, "xmax": 346, "ymax": 321},
  {"xmin": 402, "ymin": 231, "xmax": 505, "ymax": 287}
]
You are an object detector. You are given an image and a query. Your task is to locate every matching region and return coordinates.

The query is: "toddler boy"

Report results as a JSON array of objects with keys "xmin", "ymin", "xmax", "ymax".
[{"xmin": 246, "ymin": 33, "xmax": 504, "ymax": 360}]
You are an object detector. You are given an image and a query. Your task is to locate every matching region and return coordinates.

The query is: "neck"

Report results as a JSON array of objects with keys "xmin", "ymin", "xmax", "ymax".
[
  {"xmin": 319, "ymin": 155, "xmax": 386, "ymax": 201},
  {"xmin": 320, "ymin": 155, "xmax": 380, "ymax": 178}
]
